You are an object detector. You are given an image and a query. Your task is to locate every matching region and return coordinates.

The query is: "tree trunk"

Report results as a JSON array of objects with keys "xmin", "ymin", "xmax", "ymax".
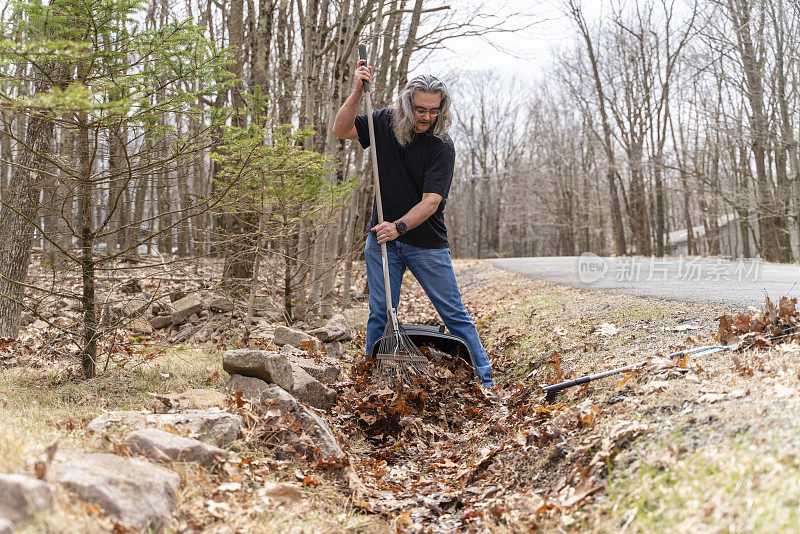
[
  {"xmin": 0, "ymin": 67, "xmax": 57, "ymax": 337},
  {"xmin": 568, "ymin": 1, "xmax": 627, "ymax": 255},
  {"xmin": 396, "ymin": 0, "xmax": 423, "ymax": 89},
  {"xmin": 77, "ymin": 109, "xmax": 97, "ymax": 378},
  {"xmin": 728, "ymin": 0, "xmax": 790, "ymax": 262}
]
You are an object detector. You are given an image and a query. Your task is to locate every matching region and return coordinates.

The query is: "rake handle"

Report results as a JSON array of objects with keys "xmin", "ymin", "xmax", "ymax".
[{"xmin": 360, "ymin": 44, "xmax": 393, "ymax": 319}]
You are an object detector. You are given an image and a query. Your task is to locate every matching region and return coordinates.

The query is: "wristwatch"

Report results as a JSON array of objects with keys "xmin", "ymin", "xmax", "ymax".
[{"xmin": 395, "ymin": 221, "xmax": 408, "ymax": 235}]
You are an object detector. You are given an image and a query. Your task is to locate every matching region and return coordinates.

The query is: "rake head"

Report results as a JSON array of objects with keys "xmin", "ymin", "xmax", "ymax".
[{"xmin": 374, "ymin": 313, "xmax": 431, "ymax": 388}]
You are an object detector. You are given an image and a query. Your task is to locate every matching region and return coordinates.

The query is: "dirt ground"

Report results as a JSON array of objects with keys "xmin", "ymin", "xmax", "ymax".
[{"xmin": 3, "ymin": 258, "xmax": 800, "ymax": 532}]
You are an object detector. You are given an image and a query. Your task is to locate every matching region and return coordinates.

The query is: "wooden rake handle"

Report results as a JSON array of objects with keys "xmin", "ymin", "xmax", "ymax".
[{"xmin": 359, "ymin": 43, "xmax": 394, "ymax": 318}]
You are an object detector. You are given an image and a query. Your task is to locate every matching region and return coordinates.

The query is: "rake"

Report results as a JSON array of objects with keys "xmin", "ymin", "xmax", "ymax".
[{"xmin": 359, "ymin": 43, "xmax": 431, "ymax": 387}]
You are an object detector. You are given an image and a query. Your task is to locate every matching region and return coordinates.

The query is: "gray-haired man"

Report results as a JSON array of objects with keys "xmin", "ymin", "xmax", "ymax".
[{"xmin": 332, "ymin": 60, "xmax": 494, "ymax": 388}]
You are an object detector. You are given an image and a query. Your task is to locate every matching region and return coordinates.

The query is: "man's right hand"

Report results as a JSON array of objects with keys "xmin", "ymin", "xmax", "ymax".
[
  {"xmin": 332, "ymin": 59, "xmax": 372, "ymax": 140},
  {"xmin": 354, "ymin": 59, "xmax": 372, "ymax": 94}
]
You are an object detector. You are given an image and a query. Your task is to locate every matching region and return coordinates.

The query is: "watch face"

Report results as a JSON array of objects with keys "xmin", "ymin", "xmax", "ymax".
[{"xmin": 396, "ymin": 221, "xmax": 407, "ymax": 234}]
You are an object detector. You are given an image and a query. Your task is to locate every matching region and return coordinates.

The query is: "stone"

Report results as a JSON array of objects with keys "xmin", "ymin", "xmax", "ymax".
[
  {"xmin": 104, "ymin": 297, "xmax": 150, "ymax": 325},
  {"xmin": 256, "ymin": 385, "xmax": 344, "ymax": 460},
  {"xmin": 128, "ymin": 317, "xmax": 154, "ymax": 335},
  {"xmin": 87, "ymin": 410, "xmax": 244, "ymax": 447},
  {"xmin": 126, "ymin": 429, "xmax": 229, "ymax": 466},
  {"xmin": 257, "ymin": 384, "xmax": 299, "ymax": 413},
  {"xmin": 223, "ymin": 374, "xmax": 271, "ymax": 401},
  {"xmin": 287, "ymin": 355, "xmax": 340, "ymax": 384},
  {"xmin": 169, "ymin": 290, "xmax": 186, "ymax": 303},
  {"xmin": 152, "ymin": 300, "xmax": 173, "ymax": 316},
  {"xmin": 310, "ymin": 314, "xmax": 353, "ymax": 342},
  {"xmin": 152, "ymin": 389, "xmax": 226, "ymax": 411},
  {"xmin": 290, "ymin": 364, "xmax": 337, "ymax": 410},
  {"xmin": 279, "ymin": 344, "xmax": 306, "ymax": 356},
  {"xmin": 273, "ymin": 326, "xmax": 322, "ymax": 351},
  {"xmin": 118, "ymin": 297, "xmax": 151, "ymax": 319},
  {"xmin": 323, "ymin": 341, "xmax": 345, "ymax": 360},
  {"xmin": 52, "ymin": 452, "xmax": 179, "ymax": 533},
  {"xmin": 149, "ymin": 315, "xmax": 173, "ymax": 329},
  {"xmin": 171, "ymin": 293, "xmax": 203, "ymax": 326},
  {"xmin": 0, "ymin": 474, "xmax": 56, "ymax": 527},
  {"xmin": 209, "ymin": 296, "xmax": 234, "ymax": 313},
  {"xmin": 222, "ymin": 350, "xmax": 293, "ymax": 391},
  {"xmin": 342, "ymin": 307, "xmax": 368, "ymax": 330}
]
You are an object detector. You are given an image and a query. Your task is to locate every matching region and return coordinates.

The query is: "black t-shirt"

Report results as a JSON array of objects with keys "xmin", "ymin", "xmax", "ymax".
[{"xmin": 354, "ymin": 108, "xmax": 455, "ymax": 249}]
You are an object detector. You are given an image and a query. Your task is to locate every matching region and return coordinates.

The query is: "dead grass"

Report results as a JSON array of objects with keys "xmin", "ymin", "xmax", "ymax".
[
  {"xmin": 2, "ymin": 345, "xmax": 390, "ymax": 533},
  {"xmin": 600, "ymin": 437, "xmax": 800, "ymax": 532},
  {"xmin": 0, "ymin": 349, "xmax": 225, "ymax": 470}
]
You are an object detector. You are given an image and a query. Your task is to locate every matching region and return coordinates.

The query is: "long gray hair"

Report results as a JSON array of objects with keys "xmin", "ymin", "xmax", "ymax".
[{"xmin": 392, "ymin": 75, "xmax": 453, "ymax": 147}]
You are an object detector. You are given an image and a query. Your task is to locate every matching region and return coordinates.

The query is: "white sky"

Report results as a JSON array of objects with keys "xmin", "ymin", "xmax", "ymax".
[{"xmin": 408, "ymin": 1, "xmax": 584, "ymax": 83}]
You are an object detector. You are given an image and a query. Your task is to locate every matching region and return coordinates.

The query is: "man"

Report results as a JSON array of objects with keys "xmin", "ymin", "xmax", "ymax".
[{"xmin": 332, "ymin": 60, "xmax": 494, "ymax": 388}]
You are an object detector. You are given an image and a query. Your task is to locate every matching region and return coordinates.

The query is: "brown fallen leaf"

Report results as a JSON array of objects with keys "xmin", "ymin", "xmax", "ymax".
[
  {"xmin": 33, "ymin": 439, "xmax": 58, "ymax": 480},
  {"xmin": 344, "ymin": 465, "xmax": 368, "ymax": 497},
  {"xmin": 302, "ymin": 473, "xmax": 322, "ymax": 487}
]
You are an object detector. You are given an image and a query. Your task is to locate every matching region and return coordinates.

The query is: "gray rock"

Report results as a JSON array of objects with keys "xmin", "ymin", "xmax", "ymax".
[
  {"xmin": 342, "ymin": 307, "xmax": 368, "ymax": 330},
  {"xmin": 279, "ymin": 344, "xmax": 306, "ymax": 356},
  {"xmin": 149, "ymin": 315, "xmax": 173, "ymax": 329},
  {"xmin": 287, "ymin": 355, "xmax": 340, "ymax": 384},
  {"xmin": 257, "ymin": 384, "xmax": 299, "ymax": 413},
  {"xmin": 52, "ymin": 453, "xmax": 180, "ymax": 532},
  {"xmin": 323, "ymin": 341, "xmax": 345, "ymax": 360},
  {"xmin": 310, "ymin": 314, "xmax": 353, "ymax": 342},
  {"xmin": 273, "ymin": 326, "xmax": 321, "ymax": 351},
  {"xmin": 223, "ymin": 374, "xmax": 271, "ymax": 401},
  {"xmin": 0, "ymin": 474, "xmax": 56, "ymax": 526},
  {"xmin": 103, "ymin": 297, "xmax": 150, "ymax": 326},
  {"xmin": 151, "ymin": 300, "xmax": 173, "ymax": 316},
  {"xmin": 208, "ymin": 296, "xmax": 234, "ymax": 313},
  {"xmin": 290, "ymin": 364, "xmax": 337, "ymax": 410},
  {"xmin": 126, "ymin": 429, "xmax": 229, "ymax": 466},
  {"xmin": 222, "ymin": 350, "xmax": 293, "ymax": 391},
  {"xmin": 127, "ymin": 317, "xmax": 154, "ymax": 334},
  {"xmin": 171, "ymin": 293, "xmax": 203, "ymax": 326},
  {"xmin": 256, "ymin": 386, "xmax": 344, "ymax": 460},
  {"xmin": 87, "ymin": 410, "xmax": 244, "ymax": 447},
  {"xmin": 114, "ymin": 297, "xmax": 151, "ymax": 320}
]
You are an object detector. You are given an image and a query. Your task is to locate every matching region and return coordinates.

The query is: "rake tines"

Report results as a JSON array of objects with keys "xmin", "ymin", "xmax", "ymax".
[{"xmin": 374, "ymin": 311, "xmax": 431, "ymax": 388}]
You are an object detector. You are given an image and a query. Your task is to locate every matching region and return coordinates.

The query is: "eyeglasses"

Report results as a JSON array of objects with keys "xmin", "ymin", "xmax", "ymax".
[{"xmin": 412, "ymin": 106, "xmax": 441, "ymax": 117}]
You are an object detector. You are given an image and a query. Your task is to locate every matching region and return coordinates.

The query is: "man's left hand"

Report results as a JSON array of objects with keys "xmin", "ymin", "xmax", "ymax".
[{"xmin": 371, "ymin": 222, "xmax": 399, "ymax": 244}]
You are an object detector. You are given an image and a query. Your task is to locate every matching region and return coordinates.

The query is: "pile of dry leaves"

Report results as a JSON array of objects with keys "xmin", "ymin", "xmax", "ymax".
[
  {"xmin": 325, "ymin": 348, "xmax": 644, "ymax": 532},
  {"xmin": 717, "ymin": 296, "xmax": 799, "ymax": 346},
  {"xmin": 335, "ymin": 347, "xmax": 489, "ymax": 441}
]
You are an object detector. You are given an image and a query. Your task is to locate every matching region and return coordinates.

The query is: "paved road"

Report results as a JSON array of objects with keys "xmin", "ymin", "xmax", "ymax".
[{"xmin": 487, "ymin": 255, "xmax": 800, "ymax": 310}]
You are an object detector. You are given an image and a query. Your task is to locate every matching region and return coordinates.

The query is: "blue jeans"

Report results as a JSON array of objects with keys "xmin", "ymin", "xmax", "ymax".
[{"xmin": 364, "ymin": 232, "xmax": 494, "ymax": 387}]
